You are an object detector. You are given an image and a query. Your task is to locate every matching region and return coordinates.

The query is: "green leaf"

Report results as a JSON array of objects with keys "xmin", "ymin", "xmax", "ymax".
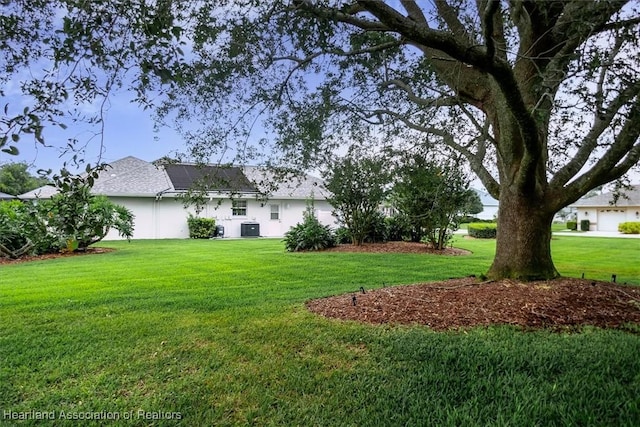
[{"xmin": 1, "ymin": 146, "xmax": 20, "ymax": 156}]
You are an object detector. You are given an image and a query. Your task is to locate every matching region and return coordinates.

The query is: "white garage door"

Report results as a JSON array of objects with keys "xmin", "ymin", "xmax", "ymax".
[{"xmin": 597, "ymin": 209, "xmax": 627, "ymax": 231}]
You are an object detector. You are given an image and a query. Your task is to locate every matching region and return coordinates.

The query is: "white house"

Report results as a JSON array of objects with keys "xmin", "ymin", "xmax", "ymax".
[
  {"xmin": 19, "ymin": 156, "xmax": 335, "ymax": 240},
  {"xmin": 475, "ymin": 189, "xmax": 499, "ymax": 220},
  {"xmin": 571, "ymin": 184, "xmax": 640, "ymax": 231}
]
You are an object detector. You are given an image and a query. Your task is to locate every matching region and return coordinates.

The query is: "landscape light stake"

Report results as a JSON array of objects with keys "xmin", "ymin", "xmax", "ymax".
[
  {"xmin": 611, "ymin": 274, "xmax": 617, "ymax": 283},
  {"xmin": 360, "ymin": 286, "xmax": 366, "ymax": 294},
  {"xmin": 582, "ymin": 272, "xmax": 585, "ymax": 279},
  {"xmin": 352, "ymin": 295, "xmax": 357, "ymax": 306}
]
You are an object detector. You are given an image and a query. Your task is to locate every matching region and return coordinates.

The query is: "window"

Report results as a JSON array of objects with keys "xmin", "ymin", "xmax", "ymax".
[
  {"xmin": 270, "ymin": 204, "xmax": 280, "ymax": 220},
  {"xmin": 232, "ymin": 200, "xmax": 247, "ymax": 216}
]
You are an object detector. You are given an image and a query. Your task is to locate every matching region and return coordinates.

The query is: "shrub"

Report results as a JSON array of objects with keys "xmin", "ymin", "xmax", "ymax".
[
  {"xmin": 284, "ymin": 205, "xmax": 335, "ymax": 252},
  {"xmin": 0, "ymin": 200, "xmax": 59, "ymax": 257},
  {"xmin": 334, "ymin": 226, "xmax": 352, "ymax": 244},
  {"xmin": 468, "ymin": 222, "xmax": 497, "ymax": 238},
  {"xmin": 580, "ymin": 219, "xmax": 590, "ymax": 231},
  {"xmin": 618, "ymin": 222, "xmax": 640, "ymax": 234},
  {"xmin": 44, "ymin": 191, "xmax": 134, "ymax": 250},
  {"xmin": 385, "ymin": 215, "xmax": 412, "ymax": 241},
  {"xmin": 187, "ymin": 215, "xmax": 216, "ymax": 238},
  {"xmin": 566, "ymin": 221, "xmax": 577, "ymax": 231},
  {"xmin": 365, "ymin": 210, "xmax": 388, "ymax": 243}
]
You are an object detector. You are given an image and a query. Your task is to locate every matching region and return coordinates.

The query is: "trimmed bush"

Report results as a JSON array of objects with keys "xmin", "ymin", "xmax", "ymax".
[
  {"xmin": 566, "ymin": 221, "xmax": 577, "ymax": 231},
  {"xmin": 618, "ymin": 222, "xmax": 640, "ymax": 234},
  {"xmin": 580, "ymin": 219, "xmax": 590, "ymax": 232},
  {"xmin": 468, "ymin": 222, "xmax": 497, "ymax": 239},
  {"xmin": 187, "ymin": 215, "xmax": 216, "ymax": 238}
]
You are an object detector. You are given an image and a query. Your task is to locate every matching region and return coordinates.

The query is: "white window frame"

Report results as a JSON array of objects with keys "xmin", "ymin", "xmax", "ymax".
[
  {"xmin": 270, "ymin": 204, "xmax": 280, "ymax": 220},
  {"xmin": 232, "ymin": 200, "xmax": 247, "ymax": 216}
]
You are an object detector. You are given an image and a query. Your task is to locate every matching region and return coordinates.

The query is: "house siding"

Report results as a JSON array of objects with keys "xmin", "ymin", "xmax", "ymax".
[
  {"xmin": 104, "ymin": 196, "xmax": 335, "ymax": 240},
  {"xmin": 575, "ymin": 206, "xmax": 640, "ymax": 232}
]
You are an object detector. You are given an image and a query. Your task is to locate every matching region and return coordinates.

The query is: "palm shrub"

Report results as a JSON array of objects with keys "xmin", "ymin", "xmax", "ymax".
[
  {"xmin": 334, "ymin": 226, "xmax": 352, "ymax": 244},
  {"xmin": 284, "ymin": 204, "xmax": 335, "ymax": 252}
]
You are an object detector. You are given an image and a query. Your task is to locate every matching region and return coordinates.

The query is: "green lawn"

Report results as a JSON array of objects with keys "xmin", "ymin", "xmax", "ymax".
[{"xmin": 1, "ymin": 237, "xmax": 639, "ymax": 426}]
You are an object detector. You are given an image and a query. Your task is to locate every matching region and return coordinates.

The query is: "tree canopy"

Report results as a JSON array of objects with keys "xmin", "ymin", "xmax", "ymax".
[{"xmin": 0, "ymin": 162, "xmax": 49, "ymax": 195}]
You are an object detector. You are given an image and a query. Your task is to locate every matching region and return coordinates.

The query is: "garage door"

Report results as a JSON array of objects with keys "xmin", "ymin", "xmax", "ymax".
[{"xmin": 597, "ymin": 209, "xmax": 627, "ymax": 231}]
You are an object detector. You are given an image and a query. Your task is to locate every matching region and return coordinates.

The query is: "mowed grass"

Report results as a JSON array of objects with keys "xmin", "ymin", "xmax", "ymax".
[{"xmin": 1, "ymin": 237, "xmax": 639, "ymax": 426}]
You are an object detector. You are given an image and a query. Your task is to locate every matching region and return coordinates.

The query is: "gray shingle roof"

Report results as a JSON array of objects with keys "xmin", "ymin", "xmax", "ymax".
[
  {"xmin": 91, "ymin": 156, "xmax": 172, "ymax": 195},
  {"xmin": 243, "ymin": 166, "xmax": 328, "ymax": 199},
  {"xmin": 18, "ymin": 157, "xmax": 327, "ymax": 200},
  {"xmin": 0, "ymin": 191, "xmax": 16, "ymax": 199},
  {"xmin": 572, "ymin": 184, "xmax": 640, "ymax": 207}
]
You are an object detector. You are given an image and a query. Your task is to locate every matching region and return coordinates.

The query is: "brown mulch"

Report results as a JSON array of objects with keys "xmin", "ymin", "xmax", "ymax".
[
  {"xmin": 308, "ymin": 242, "xmax": 640, "ymax": 331},
  {"xmin": 0, "ymin": 247, "xmax": 115, "ymax": 265},
  {"xmin": 325, "ymin": 241, "xmax": 471, "ymax": 255},
  {"xmin": 307, "ymin": 277, "xmax": 640, "ymax": 331}
]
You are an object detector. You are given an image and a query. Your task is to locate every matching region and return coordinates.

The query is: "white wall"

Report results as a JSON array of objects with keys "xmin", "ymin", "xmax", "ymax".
[{"xmin": 104, "ymin": 196, "xmax": 335, "ymax": 240}]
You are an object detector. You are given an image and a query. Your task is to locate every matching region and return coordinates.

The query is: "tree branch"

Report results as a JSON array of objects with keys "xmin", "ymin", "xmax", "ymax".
[
  {"xmin": 551, "ymin": 82, "xmax": 640, "ymax": 188},
  {"xmin": 380, "ymin": 79, "xmax": 459, "ymax": 107},
  {"xmin": 368, "ymin": 108, "xmax": 499, "ymax": 193},
  {"xmin": 434, "ymin": 0, "xmax": 471, "ymax": 44},
  {"xmin": 481, "ymin": 0, "xmax": 500, "ymax": 61},
  {"xmin": 400, "ymin": 0, "xmax": 428, "ymax": 25},
  {"xmin": 558, "ymin": 95, "xmax": 640, "ymax": 208}
]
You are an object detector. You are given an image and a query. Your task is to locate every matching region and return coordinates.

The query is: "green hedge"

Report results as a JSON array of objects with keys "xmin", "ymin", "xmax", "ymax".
[
  {"xmin": 618, "ymin": 222, "xmax": 640, "ymax": 234},
  {"xmin": 566, "ymin": 221, "xmax": 577, "ymax": 231},
  {"xmin": 187, "ymin": 216, "xmax": 216, "ymax": 239},
  {"xmin": 580, "ymin": 219, "xmax": 590, "ymax": 232},
  {"xmin": 468, "ymin": 222, "xmax": 497, "ymax": 239}
]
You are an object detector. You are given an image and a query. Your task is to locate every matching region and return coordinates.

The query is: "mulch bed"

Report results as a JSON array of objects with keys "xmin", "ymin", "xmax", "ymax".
[
  {"xmin": 325, "ymin": 241, "xmax": 471, "ymax": 255},
  {"xmin": 0, "ymin": 247, "xmax": 114, "ymax": 265},
  {"xmin": 307, "ymin": 242, "xmax": 640, "ymax": 331},
  {"xmin": 306, "ymin": 277, "xmax": 640, "ymax": 331}
]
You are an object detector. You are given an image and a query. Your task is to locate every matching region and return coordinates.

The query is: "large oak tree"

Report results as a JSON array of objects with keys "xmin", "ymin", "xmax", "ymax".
[{"xmin": 171, "ymin": 1, "xmax": 640, "ymax": 280}]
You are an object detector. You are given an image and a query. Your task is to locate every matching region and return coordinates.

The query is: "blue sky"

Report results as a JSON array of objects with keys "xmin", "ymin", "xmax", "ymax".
[{"xmin": 2, "ymin": 92, "xmax": 186, "ymax": 174}]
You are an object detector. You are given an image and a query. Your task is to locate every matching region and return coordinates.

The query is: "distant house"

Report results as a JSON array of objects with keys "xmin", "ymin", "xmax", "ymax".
[
  {"xmin": 572, "ymin": 185, "xmax": 640, "ymax": 231},
  {"xmin": 19, "ymin": 156, "xmax": 335, "ymax": 239},
  {"xmin": 0, "ymin": 191, "xmax": 15, "ymax": 200},
  {"xmin": 475, "ymin": 189, "xmax": 499, "ymax": 220}
]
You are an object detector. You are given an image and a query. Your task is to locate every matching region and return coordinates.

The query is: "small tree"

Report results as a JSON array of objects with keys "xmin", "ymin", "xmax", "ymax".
[
  {"xmin": 392, "ymin": 155, "xmax": 474, "ymax": 250},
  {"xmin": 324, "ymin": 152, "xmax": 389, "ymax": 246},
  {"xmin": 43, "ymin": 166, "xmax": 134, "ymax": 251}
]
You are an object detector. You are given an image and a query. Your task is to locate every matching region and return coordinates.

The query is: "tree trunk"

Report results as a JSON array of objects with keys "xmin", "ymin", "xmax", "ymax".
[{"xmin": 487, "ymin": 190, "xmax": 560, "ymax": 280}]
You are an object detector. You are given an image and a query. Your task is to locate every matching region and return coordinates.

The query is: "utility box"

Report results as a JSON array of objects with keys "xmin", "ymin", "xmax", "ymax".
[
  {"xmin": 240, "ymin": 222, "xmax": 260, "ymax": 237},
  {"xmin": 214, "ymin": 225, "xmax": 225, "ymax": 238}
]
